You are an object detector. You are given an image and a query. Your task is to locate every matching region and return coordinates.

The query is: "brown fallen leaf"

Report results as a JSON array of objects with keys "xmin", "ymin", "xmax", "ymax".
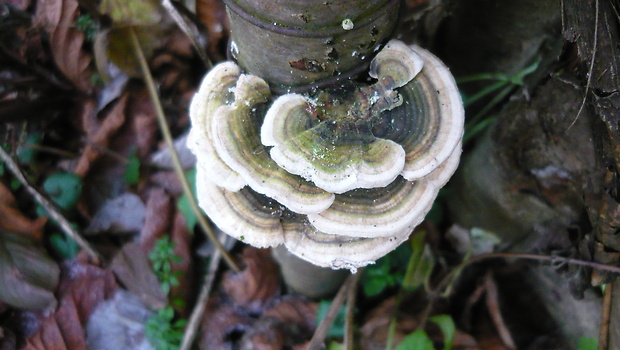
[
  {"xmin": 139, "ymin": 187, "xmax": 173, "ymax": 251},
  {"xmin": 110, "ymin": 242, "xmax": 167, "ymax": 310},
  {"xmin": 22, "ymin": 258, "xmax": 118, "ymax": 350},
  {"xmin": 222, "ymin": 247, "xmax": 282, "ymax": 313},
  {"xmin": 0, "ymin": 181, "xmax": 47, "ymax": 240},
  {"xmin": 243, "ymin": 296, "xmax": 317, "ymax": 349},
  {"xmin": 169, "ymin": 210, "xmax": 194, "ymax": 311},
  {"xmin": 196, "ymin": 0, "xmax": 229, "ymax": 61},
  {"xmin": 74, "ymin": 96, "xmax": 127, "ymax": 178},
  {"xmin": 360, "ymin": 296, "xmax": 479, "ymax": 350},
  {"xmin": 33, "ymin": 0, "xmax": 93, "ymax": 91},
  {"xmin": 0, "ymin": 231, "xmax": 59, "ymax": 311},
  {"xmin": 198, "ymin": 299, "xmax": 254, "ymax": 350}
]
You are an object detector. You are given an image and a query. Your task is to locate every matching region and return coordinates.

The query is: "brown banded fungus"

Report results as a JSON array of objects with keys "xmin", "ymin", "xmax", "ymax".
[{"xmin": 188, "ymin": 40, "xmax": 464, "ymax": 271}]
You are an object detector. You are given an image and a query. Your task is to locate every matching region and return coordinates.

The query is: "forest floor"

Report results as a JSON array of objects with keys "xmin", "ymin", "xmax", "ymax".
[{"xmin": 0, "ymin": 0, "xmax": 604, "ymax": 349}]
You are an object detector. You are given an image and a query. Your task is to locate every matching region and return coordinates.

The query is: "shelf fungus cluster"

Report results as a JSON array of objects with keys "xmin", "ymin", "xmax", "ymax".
[{"xmin": 188, "ymin": 40, "xmax": 464, "ymax": 271}]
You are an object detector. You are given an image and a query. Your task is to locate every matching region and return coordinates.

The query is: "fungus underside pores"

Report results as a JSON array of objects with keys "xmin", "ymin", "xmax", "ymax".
[{"xmin": 187, "ymin": 39, "xmax": 464, "ymax": 271}]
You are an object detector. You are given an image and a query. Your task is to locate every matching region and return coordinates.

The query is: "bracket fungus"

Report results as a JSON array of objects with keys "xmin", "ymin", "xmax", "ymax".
[{"xmin": 188, "ymin": 40, "xmax": 464, "ymax": 271}]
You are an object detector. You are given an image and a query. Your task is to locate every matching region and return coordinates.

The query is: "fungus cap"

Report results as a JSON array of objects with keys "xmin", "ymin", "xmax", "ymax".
[{"xmin": 188, "ymin": 40, "xmax": 464, "ymax": 271}]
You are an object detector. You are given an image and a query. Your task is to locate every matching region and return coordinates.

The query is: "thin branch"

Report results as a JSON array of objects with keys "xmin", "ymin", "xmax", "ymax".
[
  {"xmin": 435, "ymin": 252, "xmax": 620, "ymax": 296},
  {"xmin": 161, "ymin": 0, "xmax": 212, "ymax": 69},
  {"xmin": 308, "ymin": 274, "xmax": 356, "ymax": 350},
  {"xmin": 0, "ymin": 147, "xmax": 101, "ymax": 263},
  {"xmin": 568, "ymin": 0, "xmax": 599, "ymax": 129},
  {"xmin": 484, "ymin": 270, "xmax": 516, "ymax": 349},
  {"xmin": 599, "ymin": 283, "xmax": 612, "ymax": 350},
  {"xmin": 344, "ymin": 270, "xmax": 362, "ymax": 350},
  {"xmin": 180, "ymin": 234, "xmax": 227, "ymax": 350},
  {"xmin": 128, "ymin": 27, "xmax": 240, "ymax": 272}
]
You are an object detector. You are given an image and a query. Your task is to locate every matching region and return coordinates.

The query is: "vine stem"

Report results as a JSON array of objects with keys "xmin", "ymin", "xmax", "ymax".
[
  {"xmin": 128, "ymin": 28, "xmax": 240, "ymax": 273},
  {"xmin": 180, "ymin": 233, "xmax": 228, "ymax": 350},
  {"xmin": 0, "ymin": 146, "xmax": 101, "ymax": 263},
  {"xmin": 435, "ymin": 252, "xmax": 620, "ymax": 296}
]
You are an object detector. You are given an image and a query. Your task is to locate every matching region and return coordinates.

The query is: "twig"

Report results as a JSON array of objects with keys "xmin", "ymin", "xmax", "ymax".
[
  {"xmin": 568, "ymin": 0, "xmax": 599, "ymax": 129},
  {"xmin": 598, "ymin": 283, "xmax": 612, "ymax": 350},
  {"xmin": 484, "ymin": 270, "xmax": 516, "ymax": 349},
  {"xmin": 344, "ymin": 270, "xmax": 362, "ymax": 350},
  {"xmin": 0, "ymin": 147, "xmax": 101, "ymax": 263},
  {"xmin": 308, "ymin": 274, "xmax": 356, "ymax": 350},
  {"xmin": 161, "ymin": 0, "xmax": 212, "ymax": 69},
  {"xmin": 180, "ymin": 234, "xmax": 227, "ymax": 350},
  {"xmin": 435, "ymin": 252, "xmax": 620, "ymax": 296},
  {"xmin": 128, "ymin": 27, "xmax": 240, "ymax": 273}
]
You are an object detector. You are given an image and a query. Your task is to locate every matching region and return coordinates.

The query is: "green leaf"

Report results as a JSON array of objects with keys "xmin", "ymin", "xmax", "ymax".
[
  {"xmin": 429, "ymin": 315, "xmax": 455, "ymax": 350},
  {"xmin": 403, "ymin": 231, "xmax": 435, "ymax": 291},
  {"xmin": 316, "ymin": 300, "xmax": 346, "ymax": 338},
  {"xmin": 17, "ymin": 133, "xmax": 42, "ymax": 164},
  {"xmin": 124, "ymin": 150, "xmax": 141, "ymax": 185},
  {"xmin": 395, "ymin": 329, "xmax": 435, "ymax": 350},
  {"xmin": 326, "ymin": 341, "xmax": 345, "ymax": 350},
  {"xmin": 48, "ymin": 233, "xmax": 80, "ymax": 260},
  {"xmin": 577, "ymin": 337, "xmax": 598, "ymax": 350},
  {"xmin": 40, "ymin": 173, "xmax": 82, "ymax": 212},
  {"xmin": 177, "ymin": 168, "xmax": 197, "ymax": 230}
]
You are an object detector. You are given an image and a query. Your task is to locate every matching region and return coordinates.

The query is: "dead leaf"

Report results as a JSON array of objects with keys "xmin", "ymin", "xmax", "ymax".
[
  {"xmin": 139, "ymin": 188, "xmax": 173, "ymax": 251},
  {"xmin": 169, "ymin": 211, "xmax": 193, "ymax": 309},
  {"xmin": 0, "ymin": 181, "xmax": 47, "ymax": 240},
  {"xmin": 198, "ymin": 299, "xmax": 254, "ymax": 350},
  {"xmin": 85, "ymin": 193, "xmax": 146, "ymax": 235},
  {"xmin": 243, "ymin": 296, "xmax": 317, "ymax": 349},
  {"xmin": 86, "ymin": 289, "xmax": 153, "ymax": 350},
  {"xmin": 110, "ymin": 242, "xmax": 167, "ymax": 310},
  {"xmin": 0, "ymin": 232, "xmax": 59, "ymax": 311},
  {"xmin": 222, "ymin": 247, "xmax": 281, "ymax": 313},
  {"xmin": 22, "ymin": 259, "xmax": 118, "ymax": 350},
  {"xmin": 74, "ymin": 96, "xmax": 127, "ymax": 178},
  {"xmin": 98, "ymin": 0, "xmax": 171, "ymax": 77},
  {"xmin": 196, "ymin": 0, "xmax": 229, "ymax": 61},
  {"xmin": 34, "ymin": 0, "xmax": 93, "ymax": 91}
]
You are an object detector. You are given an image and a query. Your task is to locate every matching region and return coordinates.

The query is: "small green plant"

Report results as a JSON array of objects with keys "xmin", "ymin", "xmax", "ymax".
[
  {"xmin": 124, "ymin": 149, "xmax": 141, "ymax": 185},
  {"xmin": 76, "ymin": 14, "xmax": 97, "ymax": 41},
  {"xmin": 146, "ymin": 238, "xmax": 187, "ymax": 349},
  {"xmin": 316, "ymin": 300, "xmax": 347, "ymax": 338},
  {"xmin": 177, "ymin": 168, "xmax": 198, "ymax": 230},
  {"xmin": 577, "ymin": 337, "xmax": 597, "ymax": 350},
  {"xmin": 394, "ymin": 315, "xmax": 455, "ymax": 350},
  {"xmin": 458, "ymin": 59, "xmax": 540, "ymax": 143},
  {"xmin": 145, "ymin": 305, "xmax": 187, "ymax": 350},
  {"xmin": 148, "ymin": 236, "xmax": 183, "ymax": 295},
  {"xmin": 362, "ymin": 243, "xmax": 411, "ymax": 297}
]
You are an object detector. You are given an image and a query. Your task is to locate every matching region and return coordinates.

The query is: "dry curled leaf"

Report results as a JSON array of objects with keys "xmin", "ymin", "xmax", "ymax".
[
  {"xmin": 86, "ymin": 289, "xmax": 153, "ymax": 350},
  {"xmin": 22, "ymin": 259, "xmax": 118, "ymax": 350},
  {"xmin": 110, "ymin": 242, "xmax": 167, "ymax": 310},
  {"xmin": 199, "ymin": 299, "xmax": 254, "ymax": 350},
  {"xmin": 222, "ymin": 247, "xmax": 281, "ymax": 313},
  {"xmin": 74, "ymin": 95, "xmax": 127, "ymax": 177},
  {"xmin": 243, "ymin": 296, "xmax": 317, "ymax": 349},
  {"xmin": 196, "ymin": 0, "xmax": 229, "ymax": 61},
  {"xmin": 0, "ymin": 231, "xmax": 59, "ymax": 311},
  {"xmin": 139, "ymin": 188, "xmax": 173, "ymax": 251},
  {"xmin": 0, "ymin": 181, "xmax": 46, "ymax": 240},
  {"xmin": 34, "ymin": 0, "xmax": 93, "ymax": 91}
]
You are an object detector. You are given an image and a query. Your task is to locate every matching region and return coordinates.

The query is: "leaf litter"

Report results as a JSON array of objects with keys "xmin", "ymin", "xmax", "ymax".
[{"xmin": 0, "ymin": 0, "xmax": 582, "ymax": 349}]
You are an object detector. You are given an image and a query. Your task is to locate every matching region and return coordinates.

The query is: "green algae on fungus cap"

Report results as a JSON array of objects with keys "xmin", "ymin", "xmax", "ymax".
[
  {"xmin": 210, "ymin": 74, "xmax": 335, "ymax": 215},
  {"xmin": 187, "ymin": 40, "xmax": 463, "ymax": 270},
  {"xmin": 261, "ymin": 40, "xmax": 463, "ymax": 193},
  {"xmin": 261, "ymin": 93, "xmax": 406, "ymax": 194}
]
